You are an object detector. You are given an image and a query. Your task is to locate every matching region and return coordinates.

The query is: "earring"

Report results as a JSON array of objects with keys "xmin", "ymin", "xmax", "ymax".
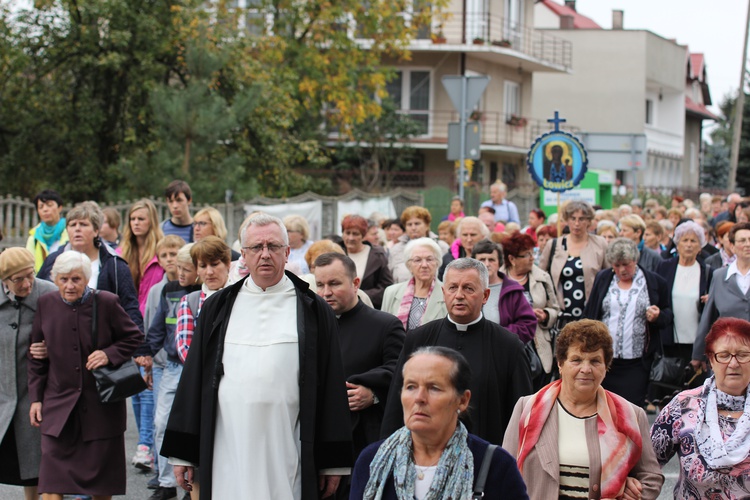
[{"xmin": 457, "ymin": 409, "xmax": 461, "ymax": 415}]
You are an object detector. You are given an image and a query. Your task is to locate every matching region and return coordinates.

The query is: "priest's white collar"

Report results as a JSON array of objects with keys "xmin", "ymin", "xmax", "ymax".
[
  {"xmin": 447, "ymin": 313, "xmax": 484, "ymax": 331},
  {"xmin": 243, "ymin": 274, "xmax": 293, "ymax": 293}
]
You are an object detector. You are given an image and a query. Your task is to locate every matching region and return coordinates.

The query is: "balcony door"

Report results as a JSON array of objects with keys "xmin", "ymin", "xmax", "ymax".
[
  {"xmin": 504, "ymin": 0, "xmax": 523, "ymax": 48},
  {"xmin": 466, "ymin": 0, "xmax": 488, "ymax": 42}
]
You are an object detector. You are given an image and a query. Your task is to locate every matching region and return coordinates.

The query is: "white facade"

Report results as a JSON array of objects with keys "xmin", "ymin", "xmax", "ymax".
[{"xmin": 531, "ymin": 27, "xmax": 688, "ymax": 189}]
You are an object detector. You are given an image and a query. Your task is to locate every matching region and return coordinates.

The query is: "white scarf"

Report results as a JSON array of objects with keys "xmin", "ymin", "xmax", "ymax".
[{"xmin": 695, "ymin": 376, "xmax": 750, "ymax": 469}]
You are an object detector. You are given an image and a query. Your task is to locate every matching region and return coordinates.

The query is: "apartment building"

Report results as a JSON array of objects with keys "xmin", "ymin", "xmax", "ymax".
[{"xmin": 533, "ymin": 0, "xmax": 716, "ymax": 190}]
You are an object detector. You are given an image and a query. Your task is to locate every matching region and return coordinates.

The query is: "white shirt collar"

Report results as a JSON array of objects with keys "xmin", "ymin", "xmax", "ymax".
[
  {"xmin": 447, "ymin": 312, "xmax": 484, "ymax": 331},
  {"xmin": 725, "ymin": 261, "xmax": 750, "ymax": 280}
]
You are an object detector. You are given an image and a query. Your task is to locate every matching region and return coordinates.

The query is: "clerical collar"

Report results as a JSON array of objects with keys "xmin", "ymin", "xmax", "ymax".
[{"xmin": 447, "ymin": 313, "xmax": 484, "ymax": 331}]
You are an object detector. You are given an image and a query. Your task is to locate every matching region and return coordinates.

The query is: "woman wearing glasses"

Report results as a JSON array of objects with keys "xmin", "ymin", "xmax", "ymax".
[
  {"xmin": 500, "ymin": 232, "xmax": 561, "ymax": 389},
  {"xmin": 539, "ymin": 200, "xmax": 608, "ymax": 328},
  {"xmin": 692, "ymin": 223, "xmax": 750, "ymax": 367},
  {"xmin": 381, "ymin": 238, "xmax": 447, "ymax": 332},
  {"xmin": 192, "ymin": 207, "xmax": 240, "ymax": 261},
  {"xmin": 651, "ymin": 317, "xmax": 750, "ymax": 498}
]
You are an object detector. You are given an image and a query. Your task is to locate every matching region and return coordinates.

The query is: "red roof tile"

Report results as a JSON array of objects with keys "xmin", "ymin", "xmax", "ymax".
[
  {"xmin": 689, "ymin": 53, "xmax": 705, "ymax": 81},
  {"xmin": 540, "ymin": 0, "xmax": 602, "ymax": 29},
  {"xmin": 685, "ymin": 96, "xmax": 718, "ymax": 120}
]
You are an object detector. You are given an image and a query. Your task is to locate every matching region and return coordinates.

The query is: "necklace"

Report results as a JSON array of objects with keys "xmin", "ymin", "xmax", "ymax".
[{"xmin": 414, "ymin": 457, "xmax": 441, "ymax": 480}]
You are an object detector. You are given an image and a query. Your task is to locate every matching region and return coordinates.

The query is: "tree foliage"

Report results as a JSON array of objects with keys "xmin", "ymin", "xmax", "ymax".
[{"xmin": 0, "ymin": 0, "xmax": 443, "ymax": 202}]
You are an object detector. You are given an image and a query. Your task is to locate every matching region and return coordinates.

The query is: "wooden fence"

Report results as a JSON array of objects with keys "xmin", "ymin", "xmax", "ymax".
[{"xmin": 0, "ymin": 190, "xmax": 423, "ymax": 250}]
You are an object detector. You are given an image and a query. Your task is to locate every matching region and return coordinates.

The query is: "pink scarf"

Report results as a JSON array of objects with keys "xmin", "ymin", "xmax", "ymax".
[
  {"xmin": 396, "ymin": 277, "xmax": 435, "ymax": 330},
  {"xmin": 516, "ymin": 380, "xmax": 642, "ymax": 498}
]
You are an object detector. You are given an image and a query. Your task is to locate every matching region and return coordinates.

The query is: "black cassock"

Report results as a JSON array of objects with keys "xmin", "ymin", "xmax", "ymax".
[
  {"xmin": 337, "ymin": 300, "xmax": 405, "ymax": 457},
  {"xmin": 380, "ymin": 316, "xmax": 533, "ymax": 445},
  {"xmin": 161, "ymin": 272, "xmax": 353, "ymax": 500}
]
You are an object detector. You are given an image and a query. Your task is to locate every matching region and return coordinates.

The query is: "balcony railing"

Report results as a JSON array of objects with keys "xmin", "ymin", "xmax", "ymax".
[
  {"xmin": 416, "ymin": 11, "xmax": 572, "ymax": 70},
  {"xmin": 405, "ymin": 110, "xmax": 581, "ymax": 150}
]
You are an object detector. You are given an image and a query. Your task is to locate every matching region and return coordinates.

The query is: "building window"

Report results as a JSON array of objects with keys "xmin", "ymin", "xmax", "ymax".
[
  {"xmin": 504, "ymin": 81, "xmax": 520, "ymax": 121},
  {"xmin": 385, "ymin": 70, "xmax": 431, "ymax": 136},
  {"xmin": 645, "ymin": 99, "xmax": 653, "ymax": 125}
]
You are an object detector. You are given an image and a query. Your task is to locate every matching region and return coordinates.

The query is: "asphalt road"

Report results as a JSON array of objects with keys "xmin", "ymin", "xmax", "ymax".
[{"xmin": 0, "ymin": 406, "xmax": 679, "ymax": 499}]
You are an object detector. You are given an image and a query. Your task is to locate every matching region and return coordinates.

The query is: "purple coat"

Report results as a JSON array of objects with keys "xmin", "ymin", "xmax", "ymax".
[
  {"xmin": 28, "ymin": 290, "xmax": 143, "ymax": 441},
  {"xmin": 496, "ymin": 272, "xmax": 537, "ymax": 344}
]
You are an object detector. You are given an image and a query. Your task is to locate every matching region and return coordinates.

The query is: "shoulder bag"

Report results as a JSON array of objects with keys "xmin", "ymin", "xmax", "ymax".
[
  {"xmin": 90, "ymin": 291, "xmax": 148, "ymax": 403},
  {"xmin": 472, "ymin": 444, "xmax": 498, "ymax": 499}
]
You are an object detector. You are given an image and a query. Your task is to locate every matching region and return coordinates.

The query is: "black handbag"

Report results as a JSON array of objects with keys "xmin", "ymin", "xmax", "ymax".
[
  {"xmin": 524, "ymin": 341, "xmax": 544, "ymax": 380},
  {"xmin": 89, "ymin": 291, "xmax": 147, "ymax": 403},
  {"xmin": 649, "ymin": 351, "xmax": 686, "ymax": 389}
]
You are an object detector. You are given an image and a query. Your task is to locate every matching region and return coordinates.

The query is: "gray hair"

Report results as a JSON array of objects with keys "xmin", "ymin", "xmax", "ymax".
[
  {"xmin": 456, "ymin": 216, "xmax": 490, "ymax": 238},
  {"xmin": 658, "ymin": 219, "xmax": 674, "ymax": 232},
  {"xmin": 444, "ymin": 257, "xmax": 489, "ymax": 290},
  {"xmin": 66, "ymin": 201, "xmax": 104, "ymax": 232},
  {"xmin": 606, "ymin": 238, "xmax": 640, "ymax": 264},
  {"xmin": 562, "ymin": 200, "xmax": 595, "ymax": 221},
  {"xmin": 404, "ymin": 237, "xmax": 443, "ymax": 262},
  {"xmin": 51, "ymin": 251, "xmax": 92, "ymax": 281},
  {"xmin": 240, "ymin": 212, "xmax": 289, "ymax": 246},
  {"xmin": 673, "ymin": 220, "xmax": 706, "ymax": 247}
]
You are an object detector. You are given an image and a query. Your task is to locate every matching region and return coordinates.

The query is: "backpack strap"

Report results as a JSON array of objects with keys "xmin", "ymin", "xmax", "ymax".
[{"xmin": 472, "ymin": 444, "xmax": 497, "ymax": 499}]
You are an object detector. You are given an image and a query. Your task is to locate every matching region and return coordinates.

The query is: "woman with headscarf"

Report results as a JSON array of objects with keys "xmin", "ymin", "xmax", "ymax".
[{"xmin": 0, "ymin": 248, "xmax": 57, "ymax": 500}]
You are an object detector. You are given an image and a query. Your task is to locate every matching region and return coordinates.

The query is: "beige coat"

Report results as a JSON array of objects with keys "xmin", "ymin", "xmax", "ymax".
[
  {"xmin": 539, "ymin": 234, "xmax": 608, "ymax": 310},
  {"xmin": 381, "ymin": 280, "xmax": 447, "ymax": 328},
  {"xmin": 503, "ymin": 394, "xmax": 664, "ymax": 500},
  {"xmin": 500, "ymin": 264, "xmax": 560, "ymax": 373}
]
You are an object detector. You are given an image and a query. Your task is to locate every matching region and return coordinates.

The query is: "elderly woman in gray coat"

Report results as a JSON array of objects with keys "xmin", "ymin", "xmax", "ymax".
[{"xmin": 0, "ymin": 248, "xmax": 56, "ymax": 500}]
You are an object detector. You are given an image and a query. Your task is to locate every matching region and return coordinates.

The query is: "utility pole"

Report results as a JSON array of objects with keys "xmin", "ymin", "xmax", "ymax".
[{"xmin": 728, "ymin": 0, "xmax": 750, "ymax": 191}]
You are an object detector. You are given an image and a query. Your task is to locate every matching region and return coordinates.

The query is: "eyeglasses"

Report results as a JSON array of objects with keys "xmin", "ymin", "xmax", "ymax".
[
  {"xmin": 242, "ymin": 243, "xmax": 288, "ymax": 255},
  {"xmin": 516, "ymin": 252, "xmax": 534, "ymax": 259},
  {"xmin": 7, "ymin": 270, "xmax": 35, "ymax": 285},
  {"xmin": 192, "ymin": 221, "xmax": 210, "ymax": 227},
  {"xmin": 408, "ymin": 257, "xmax": 438, "ymax": 266},
  {"xmin": 712, "ymin": 351, "xmax": 750, "ymax": 364}
]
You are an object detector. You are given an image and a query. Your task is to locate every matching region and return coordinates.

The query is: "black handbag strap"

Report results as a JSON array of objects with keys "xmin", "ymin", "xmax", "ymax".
[
  {"xmin": 90, "ymin": 290, "xmax": 100, "ymax": 350},
  {"xmin": 472, "ymin": 444, "xmax": 497, "ymax": 499},
  {"xmin": 546, "ymin": 238, "xmax": 557, "ymax": 274}
]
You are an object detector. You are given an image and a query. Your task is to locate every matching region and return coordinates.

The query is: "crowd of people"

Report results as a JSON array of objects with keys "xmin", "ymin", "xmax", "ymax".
[{"xmin": 2, "ymin": 180, "xmax": 750, "ymax": 499}]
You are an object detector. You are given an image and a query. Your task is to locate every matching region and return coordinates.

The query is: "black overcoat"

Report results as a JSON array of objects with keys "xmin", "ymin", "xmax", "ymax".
[
  {"xmin": 337, "ymin": 300, "xmax": 404, "ymax": 457},
  {"xmin": 160, "ymin": 272, "xmax": 353, "ymax": 500},
  {"xmin": 379, "ymin": 317, "xmax": 532, "ymax": 445}
]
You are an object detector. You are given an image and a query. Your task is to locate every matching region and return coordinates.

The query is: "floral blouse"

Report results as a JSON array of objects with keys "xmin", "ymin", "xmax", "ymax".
[{"xmin": 651, "ymin": 387, "xmax": 750, "ymax": 499}]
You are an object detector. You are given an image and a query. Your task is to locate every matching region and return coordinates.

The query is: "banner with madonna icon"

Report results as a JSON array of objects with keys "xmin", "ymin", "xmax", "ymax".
[{"xmin": 527, "ymin": 112, "xmax": 588, "ymax": 193}]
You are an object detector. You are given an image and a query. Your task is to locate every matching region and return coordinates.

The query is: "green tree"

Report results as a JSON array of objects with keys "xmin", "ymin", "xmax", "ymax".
[
  {"xmin": 701, "ymin": 95, "xmax": 735, "ymax": 189},
  {"xmin": 332, "ymin": 99, "xmax": 423, "ymax": 191}
]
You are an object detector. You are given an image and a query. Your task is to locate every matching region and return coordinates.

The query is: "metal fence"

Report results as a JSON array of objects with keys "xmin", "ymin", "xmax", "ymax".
[{"xmin": 0, "ymin": 190, "xmax": 423, "ymax": 250}]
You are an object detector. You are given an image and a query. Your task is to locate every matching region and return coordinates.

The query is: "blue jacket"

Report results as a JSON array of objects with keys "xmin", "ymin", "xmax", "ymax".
[
  {"xmin": 38, "ymin": 242, "xmax": 143, "ymax": 332},
  {"xmin": 350, "ymin": 433, "xmax": 529, "ymax": 499}
]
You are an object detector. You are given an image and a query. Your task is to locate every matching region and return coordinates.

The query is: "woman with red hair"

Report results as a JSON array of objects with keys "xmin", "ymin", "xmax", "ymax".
[
  {"xmin": 651, "ymin": 317, "xmax": 750, "ymax": 498},
  {"xmin": 341, "ymin": 214, "xmax": 393, "ymax": 309},
  {"xmin": 501, "ymin": 232, "xmax": 560, "ymax": 389}
]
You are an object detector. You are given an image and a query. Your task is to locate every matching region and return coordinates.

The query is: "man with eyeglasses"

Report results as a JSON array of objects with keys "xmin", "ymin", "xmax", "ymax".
[
  {"xmin": 162, "ymin": 214, "xmax": 353, "ymax": 500},
  {"xmin": 693, "ymin": 222, "xmax": 750, "ymax": 368}
]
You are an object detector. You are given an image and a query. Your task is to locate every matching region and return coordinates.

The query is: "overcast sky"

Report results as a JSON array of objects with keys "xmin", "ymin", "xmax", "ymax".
[{"xmin": 574, "ymin": 0, "xmax": 748, "ymax": 117}]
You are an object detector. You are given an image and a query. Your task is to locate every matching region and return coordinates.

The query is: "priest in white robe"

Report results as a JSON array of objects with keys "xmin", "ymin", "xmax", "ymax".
[{"xmin": 161, "ymin": 214, "xmax": 353, "ymax": 500}]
